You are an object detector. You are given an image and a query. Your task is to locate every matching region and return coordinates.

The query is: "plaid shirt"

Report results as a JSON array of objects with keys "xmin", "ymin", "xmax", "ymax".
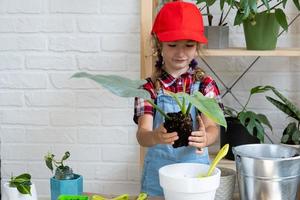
[{"xmin": 133, "ymin": 68, "xmax": 223, "ymax": 124}]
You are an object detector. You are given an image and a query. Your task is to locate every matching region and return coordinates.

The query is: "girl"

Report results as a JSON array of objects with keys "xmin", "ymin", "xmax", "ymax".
[{"xmin": 133, "ymin": 1, "xmax": 223, "ymax": 196}]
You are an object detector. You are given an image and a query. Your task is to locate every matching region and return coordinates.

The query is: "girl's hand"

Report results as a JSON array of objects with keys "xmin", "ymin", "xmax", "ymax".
[
  {"xmin": 188, "ymin": 115, "xmax": 207, "ymax": 154},
  {"xmin": 153, "ymin": 124, "xmax": 178, "ymax": 145}
]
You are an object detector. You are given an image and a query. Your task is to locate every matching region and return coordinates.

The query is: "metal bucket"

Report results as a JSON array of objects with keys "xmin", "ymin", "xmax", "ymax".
[{"xmin": 233, "ymin": 144, "xmax": 300, "ymax": 200}]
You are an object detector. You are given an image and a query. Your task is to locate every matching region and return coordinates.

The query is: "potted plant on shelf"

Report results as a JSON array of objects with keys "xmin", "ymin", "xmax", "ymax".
[
  {"xmin": 221, "ymin": 86, "xmax": 273, "ymax": 160},
  {"xmin": 2, "ymin": 173, "xmax": 37, "ymax": 200},
  {"xmin": 194, "ymin": 0, "xmax": 234, "ymax": 49},
  {"xmin": 44, "ymin": 151, "xmax": 83, "ymax": 200},
  {"xmin": 256, "ymin": 85, "xmax": 300, "ymax": 147},
  {"xmin": 226, "ymin": 0, "xmax": 300, "ymax": 50},
  {"xmin": 72, "ymin": 72, "xmax": 227, "ymax": 148}
]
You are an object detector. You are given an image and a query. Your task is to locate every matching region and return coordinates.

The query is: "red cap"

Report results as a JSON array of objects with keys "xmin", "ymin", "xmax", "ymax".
[{"xmin": 151, "ymin": 1, "xmax": 207, "ymax": 43}]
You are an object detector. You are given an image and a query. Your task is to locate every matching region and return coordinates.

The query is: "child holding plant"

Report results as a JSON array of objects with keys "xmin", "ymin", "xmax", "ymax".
[{"xmin": 134, "ymin": 1, "xmax": 223, "ymax": 196}]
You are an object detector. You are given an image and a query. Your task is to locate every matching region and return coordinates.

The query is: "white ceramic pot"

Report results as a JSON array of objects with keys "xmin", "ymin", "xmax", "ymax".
[
  {"xmin": 159, "ymin": 163, "xmax": 221, "ymax": 200},
  {"xmin": 2, "ymin": 182, "xmax": 37, "ymax": 200}
]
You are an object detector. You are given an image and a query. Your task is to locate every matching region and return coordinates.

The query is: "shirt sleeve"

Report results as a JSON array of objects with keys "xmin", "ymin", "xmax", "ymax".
[
  {"xmin": 199, "ymin": 76, "xmax": 224, "ymax": 110},
  {"xmin": 133, "ymin": 78, "xmax": 156, "ymax": 124}
]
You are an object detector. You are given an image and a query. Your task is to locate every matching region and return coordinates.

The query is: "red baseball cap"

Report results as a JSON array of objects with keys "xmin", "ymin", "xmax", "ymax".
[{"xmin": 151, "ymin": 1, "xmax": 207, "ymax": 43}]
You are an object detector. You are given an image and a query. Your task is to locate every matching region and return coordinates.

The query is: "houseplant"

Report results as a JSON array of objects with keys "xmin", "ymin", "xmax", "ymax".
[
  {"xmin": 256, "ymin": 85, "xmax": 300, "ymax": 145},
  {"xmin": 195, "ymin": 0, "xmax": 234, "ymax": 48},
  {"xmin": 44, "ymin": 151, "xmax": 83, "ymax": 200},
  {"xmin": 226, "ymin": 0, "xmax": 300, "ymax": 50},
  {"xmin": 71, "ymin": 72, "xmax": 227, "ymax": 148},
  {"xmin": 2, "ymin": 173, "xmax": 37, "ymax": 200},
  {"xmin": 221, "ymin": 85, "xmax": 273, "ymax": 160}
]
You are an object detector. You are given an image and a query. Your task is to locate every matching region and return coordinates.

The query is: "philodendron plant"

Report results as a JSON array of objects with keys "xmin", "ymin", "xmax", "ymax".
[
  {"xmin": 256, "ymin": 85, "xmax": 300, "ymax": 145},
  {"xmin": 44, "ymin": 151, "xmax": 74, "ymax": 180},
  {"xmin": 72, "ymin": 72, "xmax": 226, "ymax": 148},
  {"xmin": 224, "ymin": 86, "xmax": 273, "ymax": 143},
  {"xmin": 9, "ymin": 173, "xmax": 32, "ymax": 195}
]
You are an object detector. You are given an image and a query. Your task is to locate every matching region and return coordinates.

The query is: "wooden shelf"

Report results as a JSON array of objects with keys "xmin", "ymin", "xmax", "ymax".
[{"xmin": 201, "ymin": 48, "xmax": 300, "ymax": 57}]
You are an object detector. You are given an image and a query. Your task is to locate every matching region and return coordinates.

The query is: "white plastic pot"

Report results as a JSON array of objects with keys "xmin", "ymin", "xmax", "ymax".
[
  {"xmin": 159, "ymin": 163, "xmax": 221, "ymax": 200},
  {"xmin": 2, "ymin": 182, "xmax": 37, "ymax": 200}
]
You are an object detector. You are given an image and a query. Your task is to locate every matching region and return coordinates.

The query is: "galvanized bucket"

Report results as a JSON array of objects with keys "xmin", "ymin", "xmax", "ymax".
[{"xmin": 233, "ymin": 144, "xmax": 300, "ymax": 200}]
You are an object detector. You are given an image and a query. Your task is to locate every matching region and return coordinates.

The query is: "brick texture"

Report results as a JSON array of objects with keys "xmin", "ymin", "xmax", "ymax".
[{"xmin": 0, "ymin": 0, "xmax": 299, "ymax": 198}]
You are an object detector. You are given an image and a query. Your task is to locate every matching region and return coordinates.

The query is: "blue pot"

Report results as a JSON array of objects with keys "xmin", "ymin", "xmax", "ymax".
[{"xmin": 50, "ymin": 174, "xmax": 83, "ymax": 200}]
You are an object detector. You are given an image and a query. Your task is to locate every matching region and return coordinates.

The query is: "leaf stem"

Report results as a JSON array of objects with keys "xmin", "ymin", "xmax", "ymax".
[{"xmin": 146, "ymin": 100, "xmax": 170, "ymax": 120}]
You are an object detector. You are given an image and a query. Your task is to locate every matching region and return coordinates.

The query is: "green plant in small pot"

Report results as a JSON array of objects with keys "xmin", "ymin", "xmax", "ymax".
[
  {"xmin": 194, "ymin": 0, "xmax": 234, "ymax": 49},
  {"xmin": 44, "ymin": 151, "xmax": 83, "ymax": 200},
  {"xmin": 2, "ymin": 173, "xmax": 37, "ymax": 200},
  {"xmin": 226, "ymin": 0, "xmax": 300, "ymax": 50},
  {"xmin": 255, "ymin": 85, "xmax": 300, "ymax": 145},
  {"xmin": 221, "ymin": 86, "xmax": 273, "ymax": 160},
  {"xmin": 72, "ymin": 72, "xmax": 227, "ymax": 148}
]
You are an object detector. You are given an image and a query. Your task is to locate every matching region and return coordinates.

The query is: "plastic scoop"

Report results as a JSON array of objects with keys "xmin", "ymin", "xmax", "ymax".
[
  {"xmin": 92, "ymin": 194, "xmax": 129, "ymax": 200},
  {"xmin": 136, "ymin": 193, "xmax": 147, "ymax": 200},
  {"xmin": 197, "ymin": 144, "xmax": 229, "ymax": 178}
]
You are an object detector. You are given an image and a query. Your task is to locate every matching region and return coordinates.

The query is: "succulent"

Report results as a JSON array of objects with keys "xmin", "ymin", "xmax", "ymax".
[{"xmin": 44, "ymin": 151, "xmax": 74, "ymax": 180}]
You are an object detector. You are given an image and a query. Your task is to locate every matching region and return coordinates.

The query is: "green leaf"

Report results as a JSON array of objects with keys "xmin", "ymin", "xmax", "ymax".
[
  {"xmin": 220, "ymin": 0, "xmax": 226, "ymax": 10},
  {"xmin": 44, "ymin": 153, "xmax": 54, "ymax": 172},
  {"xmin": 256, "ymin": 113, "xmax": 272, "ymax": 131},
  {"xmin": 72, "ymin": 72, "xmax": 150, "ymax": 99},
  {"xmin": 187, "ymin": 92, "xmax": 227, "ymax": 128},
  {"xmin": 17, "ymin": 184, "xmax": 31, "ymax": 195},
  {"xmin": 281, "ymin": 134, "xmax": 289, "ymax": 143},
  {"xmin": 275, "ymin": 9, "xmax": 288, "ymax": 31},
  {"xmin": 249, "ymin": 0, "xmax": 257, "ymax": 13},
  {"xmin": 62, "ymin": 151, "xmax": 70, "ymax": 161},
  {"xmin": 206, "ymin": 0, "xmax": 217, "ymax": 6},
  {"xmin": 292, "ymin": 129, "xmax": 300, "ymax": 144},
  {"xmin": 283, "ymin": 0, "xmax": 288, "ymax": 8},
  {"xmin": 292, "ymin": 0, "xmax": 300, "ymax": 10},
  {"xmin": 15, "ymin": 173, "xmax": 31, "ymax": 180},
  {"xmin": 270, "ymin": 87, "xmax": 300, "ymax": 120},
  {"xmin": 250, "ymin": 85, "xmax": 274, "ymax": 95},
  {"xmin": 238, "ymin": 111, "xmax": 271, "ymax": 143},
  {"xmin": 266, "ymin": 96, "xmax": 299, "ymax": 120},
  {"xmin": 261, "ymin": 0, "xmax": 270, "ymax": 10},
  {"xmin": 234, "ymin": 10, "xmax": 244, "ymax": 25}
]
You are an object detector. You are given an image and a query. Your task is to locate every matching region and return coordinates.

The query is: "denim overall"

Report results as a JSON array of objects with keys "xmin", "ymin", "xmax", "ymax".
[{"xmin": 141, "ymin": 81, "xmax": 210, "ymax": 196}]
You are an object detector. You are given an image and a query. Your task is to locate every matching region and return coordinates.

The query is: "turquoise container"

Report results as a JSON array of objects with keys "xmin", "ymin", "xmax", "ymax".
[{"xmin": 50, "ymin": 174, "xmax": 83, "ymax": 200}]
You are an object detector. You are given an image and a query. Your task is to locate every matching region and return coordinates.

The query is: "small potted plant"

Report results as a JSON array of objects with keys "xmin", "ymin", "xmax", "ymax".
[
  {"xmin": 72, "ymin": 72, "xmax": 227, "ymax": 148},
  {"xmin": 44, "ymin": 151, "xmax": 83, "ymax": 200},
  {"xmin": 226, "ymin": 0, "xmax": 300, "ymax": 50},
  {"xmin": 221, "ymin": 86, "xmax": 273, "ymax": 160},
  {"xmin": 257, "ymin": 85, "xmax": 300, "ymax": 146},
  {"xmin": 2, "ymin": 173, "xmax": 37, "ymax": 200},
  {"xmin": 194, "ymin": 0, "xmax": 234, "ymax": 49}
]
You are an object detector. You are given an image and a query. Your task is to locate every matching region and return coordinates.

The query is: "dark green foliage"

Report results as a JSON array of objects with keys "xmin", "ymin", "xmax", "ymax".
[
  {"xmin": 225, "ymin": 0, "xmax": 300, "ymax": 30},
  {"xmin": 257, "ymin": 85, "xmax": 300, "ymax": 144},
  {"xmin": 224, "ymin": 86, "xmax": 273, "ymax": 143},
  {"xmin": 9, "ymin": 173, "xmax": 32, "ymax": 195}
]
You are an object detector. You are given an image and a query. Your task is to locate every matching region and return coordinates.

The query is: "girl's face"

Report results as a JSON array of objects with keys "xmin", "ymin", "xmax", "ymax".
[{"xmin": 161, "ymin": 40, "xmax": 197, "ymax": 73}]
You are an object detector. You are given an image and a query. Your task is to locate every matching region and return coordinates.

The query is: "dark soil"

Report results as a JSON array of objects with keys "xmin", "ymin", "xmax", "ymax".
[{"xmin": 164, "ymin": 111, "xmax": 193, "ymax": 148}]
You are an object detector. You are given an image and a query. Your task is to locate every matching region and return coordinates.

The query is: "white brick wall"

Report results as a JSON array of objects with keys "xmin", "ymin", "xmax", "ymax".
[{"xmin": 0, "ymin": 0, "xmax": 299, "ymax": 198}]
